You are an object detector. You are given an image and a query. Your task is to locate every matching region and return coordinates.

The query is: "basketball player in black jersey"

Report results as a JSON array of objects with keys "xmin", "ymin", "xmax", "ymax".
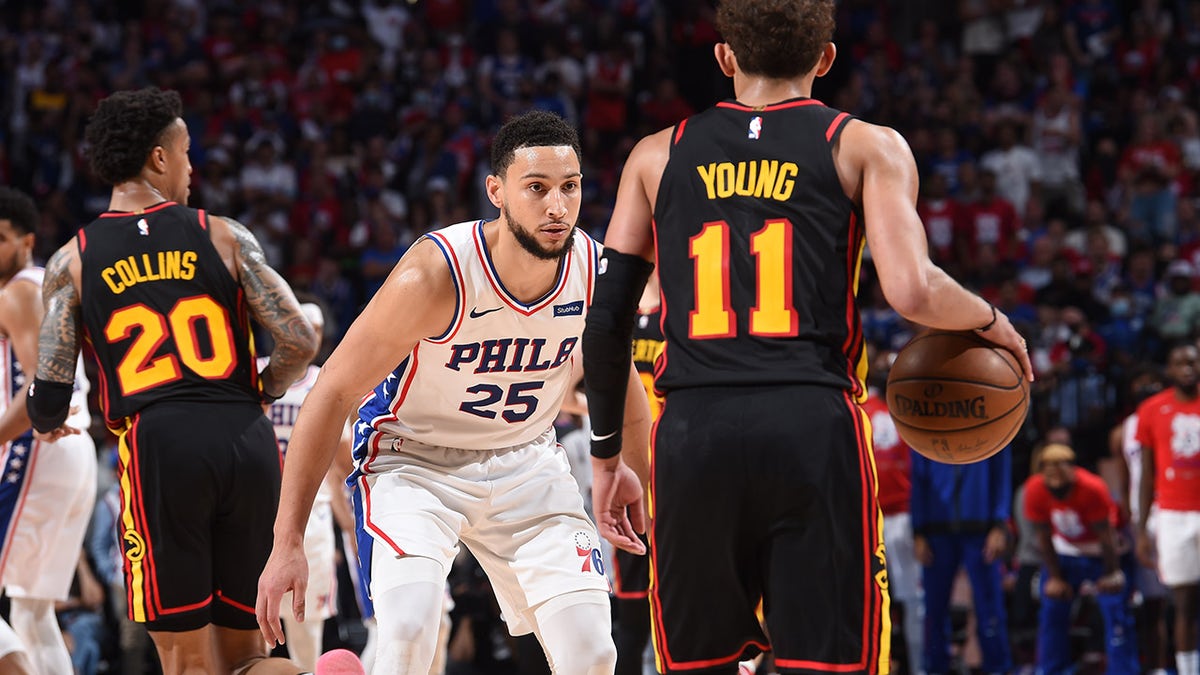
[
  {"xmin": 26, "ymin": 88, "xmax": 322, "ymax": 674},
  {"xmin": 583, "ymin": 2, "xmax": 1033, "ymax": 674}
]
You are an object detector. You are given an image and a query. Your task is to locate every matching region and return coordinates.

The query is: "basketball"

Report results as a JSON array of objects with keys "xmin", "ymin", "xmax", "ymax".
[{"xmin": 885, "ymin": 330, "xmax": 1028, "ymax": 464}]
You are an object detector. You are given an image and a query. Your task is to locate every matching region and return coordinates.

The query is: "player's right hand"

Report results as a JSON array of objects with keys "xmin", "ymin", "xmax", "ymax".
[
  {"xmin": 256, "ymin": 539, "xmax": 309, "ymax": 646},
  {"xmin": 1043, "ymin": 576, "xmax": 1073, "ymax": 600},
  {"xmin": 1135, "ymin": 529, "xmax": 1156, "ymax": 569},
  {"xmin": 591, "ymin": 456, "xmax": 647, "ymax": 555},
  {"xmin": 977, "ymin": 309, "xmax": 1035, "ymax": 383}
]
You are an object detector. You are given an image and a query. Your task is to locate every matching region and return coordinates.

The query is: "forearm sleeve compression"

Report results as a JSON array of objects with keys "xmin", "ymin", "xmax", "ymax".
[
  {"xmin": 26, "ymin": 378, "xmax": 72, "ymax": 433},
  {"xmin": 582, "ymin": 249, "xmax": 654, "ymax": 458}
]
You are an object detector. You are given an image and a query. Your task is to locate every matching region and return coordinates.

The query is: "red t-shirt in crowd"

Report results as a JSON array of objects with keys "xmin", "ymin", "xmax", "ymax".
[
  {"xmin": 863, "ymin": 395, "xmax": 911, "ymax": 516},
  {"xmin": 1024, "ymin": 467, "xmax": 1116, "ymax": 557},
  {"xmin": 1135, "ymin": 389, "xmax": 1200, "ymax": 512}
]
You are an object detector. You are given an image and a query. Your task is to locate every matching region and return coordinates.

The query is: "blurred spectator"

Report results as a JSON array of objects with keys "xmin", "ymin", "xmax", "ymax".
[
  {"xmin": 959, "ymin": 169, "xmax": 1022, "ymax": 264},
  {"xmin": 980, "ymin": 120, "xmax": 1040, "ymax": 217},
  {"xmin": 1024, "ymin": 443, "xmax": 1139, "ymax": 675},
  {"xmin": 1150, "ymin": 259, "xmax": 1200, "ymax": 343},
  {"xmin": 918, "ymin": 172, "xmax": 964, "ymax": 270},
  {"xmin": 1031, "ymin": 85, "xmax": 1084, "ymax": 217}
]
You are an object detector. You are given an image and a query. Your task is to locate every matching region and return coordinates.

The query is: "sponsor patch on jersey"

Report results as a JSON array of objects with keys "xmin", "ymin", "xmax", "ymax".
[
  {"xmin": 748, "ymin": 115, "xmax": 762, "ymax": 140},
  {"xmin": 553, "ymin": 301, "xmax": 583, "ymax": 317}
]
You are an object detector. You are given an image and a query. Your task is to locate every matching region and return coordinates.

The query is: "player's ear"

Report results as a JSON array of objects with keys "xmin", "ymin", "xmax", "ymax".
[
  {"xmin": 815, "ymin": 42, "xmax": 837, "ymax": 78},
  {"xmin": 485, "ymin": 173, "xmax": 503, "ymax": 210},
  {"xmin": 713, "ymin": 43, "xmax": 736, "ymax": 78}
]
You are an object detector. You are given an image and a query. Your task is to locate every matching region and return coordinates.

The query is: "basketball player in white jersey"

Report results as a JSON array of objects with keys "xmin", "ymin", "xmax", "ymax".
[
  {"xmin": 260, "ymin": 300, "xmax": 349, "ymax": 670},
  {"xmin": 0, "ymin": 187, "xmax": 96, "ymax": 674},
  {"xmin": 1112, "ymin": 371, "xmax": 1171, "ymax": 675},
  {"xmin": 257, "ymin": 111, "xmax": 651, "ymax": 675}
]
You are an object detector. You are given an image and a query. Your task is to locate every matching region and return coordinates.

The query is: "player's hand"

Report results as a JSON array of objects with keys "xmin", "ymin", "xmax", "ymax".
[
  {"xmin": 914, "ymin": 535, "xmax": 932, "ymax": 566},
  {"xmin": 591, "ymin": 455, "xmax": 647, "ymax": 555},
  {"xmin": 982, "ymin": 526, "xmax": 1008, "ymax": 564},
  {"xmin": 255, "ymin": 538, "xmax": 309, "ymax": 646},
  {"xmin": 977, "ymin": 310, "xmax": 1035, "ymax": 382},
  {"xmin": 1043, "ymin": 575, "xmax": 1073, "ymax": 600},
  {"xmin": 1135, "ymin": 529, "xmax": 1156, "ymax": 569},
  {"xmin": 1097, "ymin": 569, "xmax": 1126, "ymax": 594},
  {"xmin": 33, "ymin": 424, "xmax": 82, "ymax": 442}
]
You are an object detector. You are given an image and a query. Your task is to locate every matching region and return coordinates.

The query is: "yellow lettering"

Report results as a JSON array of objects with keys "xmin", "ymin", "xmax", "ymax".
[
  {"xmin": 114, "ymin": 260, "xmax": 137, "ymax": 287},
  {"xmin": 141, "ymin": 253, "xmax": 161, "ymax": 281},
  {"xmin": 774, "ymin": 162, "xmax": 798, "ymax": 201},
  {"xmin": 696, "ymin": 164, "xmax": 718, "ymax": 200},
  {"xmin": 164, "ymin": 250, "xmax": 181, "ymax": 278},
  {"xmin": 734, "ymin": 161, "xmax": 756, "ymax": 196},
  {"xmin": 181, "ymin": 251, "xmax": 197, "ymax": 280},
  {"xmin": 126, "ymin": 256, "xmax": 149, "ymax": 284},
  {"xmin": 716, "ymin": 162, "xmax": 735, "ymax": 198},
  {"xmin": 755, "ymin": 161, "xmax": 778, "ymax": 198},
  {"xmin": 101, "ymin": 267, "xmax": 125, "ymax": 294}
]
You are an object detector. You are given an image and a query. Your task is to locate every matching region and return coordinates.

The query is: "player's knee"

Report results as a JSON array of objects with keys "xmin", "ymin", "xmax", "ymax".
[{"xmin": 550, "ymin": 634, "xmax": 617, "ymax": 675}]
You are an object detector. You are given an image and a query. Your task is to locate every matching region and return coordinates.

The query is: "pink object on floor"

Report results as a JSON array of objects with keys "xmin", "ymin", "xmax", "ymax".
[{"xmin": 315, "ymin": 648, "xmax": 366, "ymax": 675}]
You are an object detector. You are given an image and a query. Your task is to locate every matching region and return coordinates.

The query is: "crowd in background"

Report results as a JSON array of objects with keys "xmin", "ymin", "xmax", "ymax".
[{"xmin": 2, "ymin": 0, "xmax": 1200, "ymax": 673}]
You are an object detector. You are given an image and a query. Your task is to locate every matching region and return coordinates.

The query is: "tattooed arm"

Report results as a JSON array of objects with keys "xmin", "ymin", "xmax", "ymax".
[
  {"xmin": 36, "ymin": 242, "xmax": 83, "ymax": 385},
  {"xmin": 26, "ymin": 241, "xmax": 86, "ymax": 435},
  {"xmin": 210, "ymin": 216, "xmax": 318, "ymax": 398}
]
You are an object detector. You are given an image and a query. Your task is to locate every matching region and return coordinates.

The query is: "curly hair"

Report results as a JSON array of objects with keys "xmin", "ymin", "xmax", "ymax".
[
  {"xmin": 0, "ymin": 187, "xmax": 38, "ymax": 235},
  {"xmin": 84, "ymin": 88, "xmax": 183, "ymax": 186},
  {"xmin": 716, "ymin": 0, "xmax": 835, "ymax": 80},
  {"xmin": 490, "ymin": 111, "xmax": 581, "ymax": 177}
]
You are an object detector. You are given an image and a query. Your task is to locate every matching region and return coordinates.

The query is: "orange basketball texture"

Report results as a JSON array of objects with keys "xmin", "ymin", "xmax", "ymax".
[{"xmin": 884, "ymin": 330, "xmax": 1028, "ymax": 464}]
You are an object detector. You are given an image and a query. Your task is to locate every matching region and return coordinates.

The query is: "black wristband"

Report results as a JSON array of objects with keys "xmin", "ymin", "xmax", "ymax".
[
  {"xmin": 974, "ymin": 303, "xmax": 998, "ymax": 333},
  {"xmin": 260, "ymin": 386, "xmax": 285, "ymax": 404},
  {"xmin": 27, "ymin": 378, "xmax": 73, "ymax": 433}
]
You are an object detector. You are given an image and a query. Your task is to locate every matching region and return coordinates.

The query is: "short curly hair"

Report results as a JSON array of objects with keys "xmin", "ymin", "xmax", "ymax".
[
  {"xmin": 490, "ymin": 111, "xmax": 581, "ymax": 178},
  {"xmin": 716, "ymin": 0, "xmax": 835, "ymax": 80},
  {"xmin": 84, "ymin": 88, "xmax": 183, "ymax": 186},
  {"xmin": 0, "ymin": 187, "xmax": 38, "ymax": 235}
]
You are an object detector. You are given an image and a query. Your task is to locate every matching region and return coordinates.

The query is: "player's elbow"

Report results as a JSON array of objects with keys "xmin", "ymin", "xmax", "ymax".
[
  {"xmin": 284, "ymin": 320, "xmax": 321, "ymax": 364},
  {"xmin": 879, "ymin": 267, "xmax": 933, "ymax": 320}
]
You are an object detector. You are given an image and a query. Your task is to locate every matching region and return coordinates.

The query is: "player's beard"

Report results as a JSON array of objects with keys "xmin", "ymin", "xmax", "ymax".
[{"xmin": 503, "ymin": 205, "xmax": 575, "ymax": 261}]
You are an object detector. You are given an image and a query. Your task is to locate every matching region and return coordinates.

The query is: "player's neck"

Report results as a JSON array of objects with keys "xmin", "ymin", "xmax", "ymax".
[
  {"xmin": 732, "ymin": 74, "xmax": 815, "ymax": 109},
  {"xmin": 486, "ymin": 220, "xmax": 564, "ymax": 303},
  {"xmin": 109, "ymin": 179, "xmax": 172, "ymax": 213},
  {"xmin": 1175, "ymin": 385, "xmax": 1199, "ymax": 402}
]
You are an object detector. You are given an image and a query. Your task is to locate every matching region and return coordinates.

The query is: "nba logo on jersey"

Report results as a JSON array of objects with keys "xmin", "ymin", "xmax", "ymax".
[
  {"xmin": 748, "ymin": 116, "xmax": 762, "ymax": 140},
  {"xmin": 137, "ymin": 218, "xmax": 149, "ymax": 236}
]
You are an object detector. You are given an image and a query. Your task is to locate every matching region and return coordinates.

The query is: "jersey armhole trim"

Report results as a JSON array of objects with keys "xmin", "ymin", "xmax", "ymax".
[
  {"xmin": 672, "ymin": 118, "xmax": 689, "ymax": 145},
  {"xmin": 826, "ymin": 112, "xmax": 853, "ymax": 144},
  {"xmin": 77, "ymin": 229, "xmax": 87, "ymax": 253},
  {"xmin": 423, "ymin": 232, "xmax": 465, "ymax": 343},
  {"xmin": 198, "ymin": 209, "xmax": 209, "ymax": 230}
]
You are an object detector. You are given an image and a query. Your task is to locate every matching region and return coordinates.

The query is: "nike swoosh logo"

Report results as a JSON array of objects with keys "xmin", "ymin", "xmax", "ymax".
[
  {"xmin": 590, "ymin": 430, "xmax": 618, "ymax": 442},
  {"xmin": 469, "ymin": 307, "xmax": 503, "ymax": 319}
]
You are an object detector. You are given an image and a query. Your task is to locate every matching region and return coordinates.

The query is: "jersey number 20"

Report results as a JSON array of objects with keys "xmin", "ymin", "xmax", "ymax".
[
  {"xmin": 689, "ymin": 219, "xmax": 798, "ymax": 339},
  {"xmin": 104, "ymin": 295, "xmax": 237, "ymax": 395}
]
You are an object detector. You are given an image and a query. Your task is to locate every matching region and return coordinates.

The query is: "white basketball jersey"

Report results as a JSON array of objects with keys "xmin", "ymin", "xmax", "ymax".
[
  {"xmin": 260, "ymin": 360, "xmax": 331, "ymax": 505},
  {"xmin": 356, "ymin": 220, "xmax": 599, "ymax": 456},
  {"xmin": 1121, "ymin": 413, "xmax": 1143, "ymax": 522},
  {"xmin": 0, "ymin": 268, "xmax": 89, "ymax": 430}
]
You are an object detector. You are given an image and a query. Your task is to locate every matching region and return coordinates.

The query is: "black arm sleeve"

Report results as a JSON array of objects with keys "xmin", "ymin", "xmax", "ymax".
[
  {"xmin": 582, "ymin": 249, "xmax": 654, "ymax": 459},
  {"xmin": 26, "ymin": 378, "xmax": 73, "ymax": 433}
]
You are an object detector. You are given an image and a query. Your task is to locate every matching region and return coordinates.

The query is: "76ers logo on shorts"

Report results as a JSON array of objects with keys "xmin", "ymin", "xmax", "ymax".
[{"xmin": 573, "ymin": 531, "xmax": 604, "ymax": 576}]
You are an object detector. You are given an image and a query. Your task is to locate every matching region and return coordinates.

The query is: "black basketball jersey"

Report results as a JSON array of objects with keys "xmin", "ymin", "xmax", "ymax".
[
  {"xmin": 632, "ymin": 306, "xmax": 664, "ymax": 420},
  {"xmin": 78, "ymin": 202, "xmax": 261, "ymax": 425},
  {"xmin": 652, "ymin": 98, "xmax": 866, "ymax": 399}
]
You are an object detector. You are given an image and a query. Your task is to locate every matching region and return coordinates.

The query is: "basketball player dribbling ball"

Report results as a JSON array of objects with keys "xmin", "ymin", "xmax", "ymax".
[
  {"xmin": 257, "ymin": 111, "xmax": 652, "ymax": 675},
  {"xmin": 582, "ymin": 1, "xmax": 1033, "ymax": 673},
  {"xmin": 26, "ymin": 87, "xmax": 326, "ymax": 675},
  {"xmin": 0, "ymin": 187, "xmax": 96, "ymax": 675}
]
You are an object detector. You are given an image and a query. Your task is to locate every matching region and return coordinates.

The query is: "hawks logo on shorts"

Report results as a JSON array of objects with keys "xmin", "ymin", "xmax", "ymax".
[
  {"xmin": 573, "ymin": 531, "xmax": 604, "ymax": 576},
  {"xmin": 123, "ymin": 529, "xmax": 146, "ymax": 563}
]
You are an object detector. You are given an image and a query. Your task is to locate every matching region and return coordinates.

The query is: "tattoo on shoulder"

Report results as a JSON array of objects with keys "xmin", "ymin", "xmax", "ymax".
[{"xmin": 37, "ymin": 245, "xmax": 82, "ymax": 383}]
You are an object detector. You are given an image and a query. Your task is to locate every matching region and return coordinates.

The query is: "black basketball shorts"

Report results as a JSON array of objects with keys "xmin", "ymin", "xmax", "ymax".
[
  {"xmin": 649, "ymin": 385, "xmax": 890, "ymax": 675},
  {"xmin": 114, "ymin": 401, "xmax": 280, "ymax": 632}
]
